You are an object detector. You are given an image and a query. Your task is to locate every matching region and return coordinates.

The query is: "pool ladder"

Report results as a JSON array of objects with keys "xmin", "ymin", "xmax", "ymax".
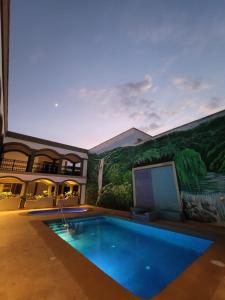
[{"xmin": 58, "ymin": 201, "xmax": 69, "ymax": 229}]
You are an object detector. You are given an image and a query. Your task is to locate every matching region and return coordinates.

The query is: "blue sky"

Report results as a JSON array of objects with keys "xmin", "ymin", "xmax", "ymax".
[{"xmin": 9, "ymin": 0, "xmax": 225, "ymax": 148}]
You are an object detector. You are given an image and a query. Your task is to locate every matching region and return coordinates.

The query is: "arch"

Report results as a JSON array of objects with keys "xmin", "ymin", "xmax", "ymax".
[
  {"xmin": 60, "ymin": 179, "xmax": 80, "ymax": 185},
  {"xmin": 30, "ymin": 177, "xmax": 56, "ymax": 185},
  {"xmin": 27, "ymin": 178, "xmax": 56, "ymax": 198},
  {"xmin": 62, "ymin": 153, "xmax": 82, "ymax": 163},
  {"xmin": 0, "ymin": 176, "xmax": 25, "ymax": 197},
  {"xmin": 0, "ymin": 175, "xmax": 25, "ymax": 184},
  {"xmin": 2, "ymin": 142, "xmax": 32, "ymax": 156},
  {"xmin": 34, "ymin": 148, "xmax": 61, "ymax": 160},
  {"xmin": 33, "ymin": 154, "xmax": 54, "ymax": 162},
  {"xmin": 3, "ymin": 150, "xmax": 29, "ymax": 161},
  {"xmin": 59, "ymin": 179, "xmax": 80, "ymax": 198}
]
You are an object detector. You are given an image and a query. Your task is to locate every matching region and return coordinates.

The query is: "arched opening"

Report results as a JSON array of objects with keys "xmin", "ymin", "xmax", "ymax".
[
  {"xmin": 25, "ymin": 178, "xmax": 56, "ymax": 209},
  {"xmin": 61, "ymin": 153, "xmax": 82, "ymax": 176},
  {"xmin": 32, "ymin": 155, "xmax": 59, "ymax": 174},
  {"xmin": 34, "ymin": 148, "xmax": 61, "ymax": 160},
  {"xmin": 0, "ymin": 176, "xmax": 25, "ymax": 211},
  {"xmin": 0, "ymin": 176, "xmax": 24, "ymax": 196},
  {"xmin": 27, "ymin": 178, "xmax": 56, "ymax": 199},
  {"xmin": 0, "ymin": 151, "xmax": 29, "ymax": 172},
  {"xmin": 2, "ymin": 142, "xmax": 32, "ymax": 156},
  {"xmin": 57, "ymin": 180, "xmax": 80, "ymax": 206},
  {"xmin": 59, "ymin": 180, "xmax": 80, "ymax": 196}
]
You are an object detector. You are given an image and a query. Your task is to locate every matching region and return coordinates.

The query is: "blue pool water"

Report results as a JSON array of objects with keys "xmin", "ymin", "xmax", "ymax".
[
  {"xmin": 27, "ymin": 207, "xmax": 88, "ymax": 215},
  {"xmin": 46, "ymin": 215, "xmax": 212, "ymax": 299}
]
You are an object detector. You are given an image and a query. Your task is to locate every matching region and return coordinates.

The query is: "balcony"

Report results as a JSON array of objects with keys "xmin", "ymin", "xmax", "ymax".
[{"xmin": 0, "ymin": 158, "xmax": 82, "ymax": 177}]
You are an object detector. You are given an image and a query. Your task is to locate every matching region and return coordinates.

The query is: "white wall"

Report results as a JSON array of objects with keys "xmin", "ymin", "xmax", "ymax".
[
  {"xmin": 90, "ymin": 128, "xmax": 151, "ymax": 154},
  {"xmin": 0, "ymin": 171, "xmax": 87, "ymax": 185},
  {"xmin": 3, "ymin": 136, "xmax": 88, "ymax": 159}
]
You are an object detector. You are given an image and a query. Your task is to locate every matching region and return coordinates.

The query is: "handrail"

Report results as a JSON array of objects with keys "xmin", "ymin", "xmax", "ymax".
[
  {"xmin": 0, "ymin": 158, "xmax": 82, "ymax": 176},
  {"xmin": 0, "ymin": 158, "xmax": 27, "ymax": 172}
]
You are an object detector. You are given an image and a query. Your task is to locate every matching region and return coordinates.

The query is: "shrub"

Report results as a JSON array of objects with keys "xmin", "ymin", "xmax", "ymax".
[
  {"xmin": 96, "ymin": 182, "xmax": 133, "ymax": 211},
  {"xmin": 86, "ymin": 184, "xmax": 98, "ymax": 205},
  {"xmin": 0, "ymin": 191, "xmax": 13, "ymax": 198}
]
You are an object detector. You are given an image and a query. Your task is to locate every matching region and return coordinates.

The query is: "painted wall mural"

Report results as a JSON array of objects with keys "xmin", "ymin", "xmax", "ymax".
[{"xmin": 87, "ymin": 113, "xmax": 225, "ymax": 225}]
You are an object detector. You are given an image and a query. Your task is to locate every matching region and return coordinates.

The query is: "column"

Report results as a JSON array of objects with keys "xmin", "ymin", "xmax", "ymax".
[
  {"xmin": 58, "ymin": 159, "xmax": 63, "ymax": 174},
  {"xmin": 47, "ymin": 185, "xmax": 52, "ymax": 196},
  {"xmin": 80, "ymin": 184, "xmax": 86, "ymax": 205},
  {"xmin": 82, "ymin": 159, "xmax": 88, "ymax": 177},
  {"xmin": 26, "ymin": 151, "xmax": 35, "ymax": 172},
  {"xmin": 20, "ymin": 181, "xmax": 29, "ymax": 208},
  {"xmin": 69, "ymin": 184, "xmax": 73, "ymax": 193},
  {"xmin": 72, "ymin": 162, "xmax": 75, "ymax": 175},
  {"xmin": 53, "ymin": 183, "xmax": 59, "ymax": 207}
]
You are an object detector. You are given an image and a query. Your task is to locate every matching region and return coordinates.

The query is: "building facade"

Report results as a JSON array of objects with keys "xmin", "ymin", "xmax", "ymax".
[
  {"xmin": 0, "ymin": 0, "xmax": 88, "ymax": 210},
  {"xmin": 90, "ymin": 127, "xmax": 151, "ymax": 154}
]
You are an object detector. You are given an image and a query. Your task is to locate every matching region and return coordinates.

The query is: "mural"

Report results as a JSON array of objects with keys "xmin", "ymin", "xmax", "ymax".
[{"xmin": 87, "ymin": 113, "xmax": 225, "ymax": 225}]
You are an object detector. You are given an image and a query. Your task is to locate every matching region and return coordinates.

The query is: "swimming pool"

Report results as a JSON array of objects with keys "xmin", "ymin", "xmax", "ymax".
[
  {"xmin": 46, "ymin": 215, "xmax": 212, "ymax": 299},
  {"xmin": 27, "ymin": 207, "xmax": 88, "ymax": 215}
]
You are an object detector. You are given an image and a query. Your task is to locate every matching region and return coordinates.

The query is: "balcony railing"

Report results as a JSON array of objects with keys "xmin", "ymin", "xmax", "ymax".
[
  {"xmin": 0, "ymin": 158, "xmax": 82, "ymax": 177},
  {"xmin": 0, "ymin": 158, "xmax": 27, "ymax": 172}
]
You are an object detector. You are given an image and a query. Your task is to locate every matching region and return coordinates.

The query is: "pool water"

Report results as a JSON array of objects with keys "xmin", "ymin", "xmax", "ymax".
[
  {"xmin": 27, "ymin": 207, "xmax": 88, "ymax": 215},
  {"xmin": 46, "ymin": 215, "xmax": 212, "ymax": 299}
]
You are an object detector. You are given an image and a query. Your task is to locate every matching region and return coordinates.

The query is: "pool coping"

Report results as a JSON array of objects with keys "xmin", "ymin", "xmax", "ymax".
[
  {"xmin": 30, "ymin": 213, "xmax": 138, "ymax": 300},
  {"xmin": 1, "ymin": 206, "xmax": 225, "ymax": 300},
  {"xmin": 29, "ymin": 208, "xmax": 225, "ymax": 300}
]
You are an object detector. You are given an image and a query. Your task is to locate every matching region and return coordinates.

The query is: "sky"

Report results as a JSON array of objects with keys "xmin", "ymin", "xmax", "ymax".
[{"xmin": 9, "ymin": 0, "xmax": 225, "ymax": 149}]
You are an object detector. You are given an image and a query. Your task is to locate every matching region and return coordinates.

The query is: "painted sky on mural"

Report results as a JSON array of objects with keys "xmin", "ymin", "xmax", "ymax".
[{"xmin": 9, "ymin": 0, "xmax": 225, "ymax": 148}]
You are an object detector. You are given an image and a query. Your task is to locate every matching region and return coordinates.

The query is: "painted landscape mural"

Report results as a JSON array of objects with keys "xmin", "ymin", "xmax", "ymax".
[{"xmin": 87, "ymin": 113, "xmax": 225, "ymax": 225}]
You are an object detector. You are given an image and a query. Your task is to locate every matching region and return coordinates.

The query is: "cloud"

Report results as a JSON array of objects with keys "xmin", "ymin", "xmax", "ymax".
[
  {"xmin": 73, "ymin": 74, "xmax": 155, "ymax": 111},
  {"xmin": 129, "ymin": 110, "xmax": 160, "ymax": 121},
  {"xmin": 172, "ymin": 76, "xmax": 212, "ymax": 92},
  {"xmin": 198, "ymin": 96, "xmax": 225, "ymax": 114},
  {"xmin": 140, "ymin": 122, "xmax": 161, "ymax": 132},
  {"xmin": 69, "ymin": 75, "xmax": 161, "ymax": 129},
  {"xmin": 117, "ymin": 75, "xmax": 153, "ymax": 96},
  {"xmin": 161, "ymin": 97, "xmax": 197, "ymax": 118}
]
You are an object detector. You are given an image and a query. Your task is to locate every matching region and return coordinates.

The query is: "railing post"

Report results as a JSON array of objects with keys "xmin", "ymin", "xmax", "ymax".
[{"xmin": 12, "ymin": 159, "xmax": 15, "ymax": 171}]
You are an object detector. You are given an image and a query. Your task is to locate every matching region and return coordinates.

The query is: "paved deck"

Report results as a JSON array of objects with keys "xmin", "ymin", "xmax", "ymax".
[{"xmin": 0, "ymin": 206, "xmax": 225, "ymax": 300}]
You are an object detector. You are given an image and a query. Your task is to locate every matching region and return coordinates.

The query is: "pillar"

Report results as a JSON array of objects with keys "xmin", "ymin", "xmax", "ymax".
[
  {"xmin": 47, "ymin": 185, "xmax": 52, "ymax": 196},
  {"xmin": 53, "ymin": 183, "xmax": 59, "ymax": 207},
  {"xmin": 26, "ymin": 151, "xmax": 35, "ymax": 172},
  {"xmin": 58, "ymin": 159, "xmax": 63, "ymax": 174},
  {"xmin": 69, "ymin": 184, "xmax": 73, "ymax": 193},
  {"xmin": 20, "ymin": 181, "xmax": 29, "ymax": 208},
  {"xmin": 80, "ymin": 184, "xmax": 86, "ymax": 205},
  {"xmin": 20, "ymin": 181, "xmax": 28, "ymax": 196},
  {"xmin": 82, "ymin": 159, "xmax": 88, "ymax": 177}
]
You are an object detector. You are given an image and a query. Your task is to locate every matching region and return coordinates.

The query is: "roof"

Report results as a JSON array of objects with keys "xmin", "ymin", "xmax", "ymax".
[
  {"xmin": 5, "ymin": 131, "xmax": 88, "ymax": 153},
  {"xmin": 89, "ymin": 127, "xmax": 152, "ymax": 151}
]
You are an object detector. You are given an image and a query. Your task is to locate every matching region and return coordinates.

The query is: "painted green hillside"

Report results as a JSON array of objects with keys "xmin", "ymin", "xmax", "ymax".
[{"xmin": 87, "ymin": 114, "xmax": 225, "ymax": 216}]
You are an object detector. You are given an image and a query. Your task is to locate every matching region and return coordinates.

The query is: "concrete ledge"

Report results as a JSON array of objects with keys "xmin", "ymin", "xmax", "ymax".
[
  {"xmin": 57, "ymin": 197, "xmax": 79, "ymax": 207},
  {"xmin": 25, "ymin": 197, "xmax": 53, "ymax": 209},
  {"xmin": 0, "ymin": 197, "xmax": 21, "ymax": 211},
  {"xmin": 0, "ymin": 206, "xmax": 225, "ymax": 300}
]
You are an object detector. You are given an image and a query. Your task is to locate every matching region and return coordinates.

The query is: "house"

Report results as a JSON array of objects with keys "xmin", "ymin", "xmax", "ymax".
[
  {"xmin": 89, "ymin": 127, "xmax": 151, "ymax": 154},
  {"xmin": 0, "ymin": 1, "xmax": 88, "ymax": 210}
]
